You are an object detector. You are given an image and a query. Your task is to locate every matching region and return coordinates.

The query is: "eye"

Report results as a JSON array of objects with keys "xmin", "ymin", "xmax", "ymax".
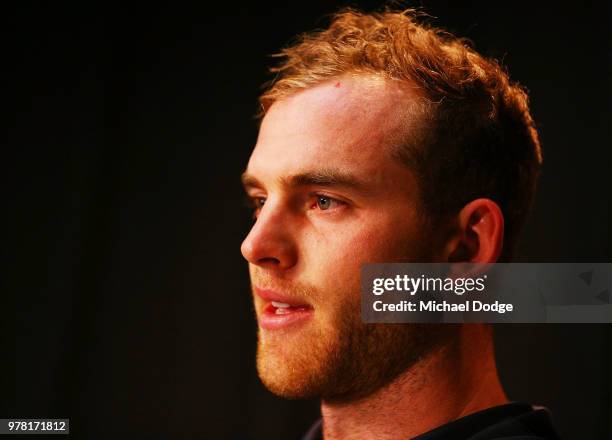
[
  {"xmin": 244, "ymin": 196, "xmax": 266, "ymax": 219},
  {"xmin": 314, "ymin": 195, "xmax": 341, "ymax": 211},
  {"xmin": 253, "ymin": 197, "xmax": 266, "ymax": 209}
]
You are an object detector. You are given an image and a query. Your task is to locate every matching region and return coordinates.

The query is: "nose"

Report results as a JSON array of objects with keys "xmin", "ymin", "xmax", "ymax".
[{"xmin": 240, "ymin": 200, "xmax": 298, "ymax": 271}]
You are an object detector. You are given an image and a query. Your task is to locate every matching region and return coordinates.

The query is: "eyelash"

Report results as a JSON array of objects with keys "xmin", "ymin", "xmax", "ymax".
[
  {"xmin": 243, "ymin": 196, "xmax": 266, "ymax": 219},
  {"xmin": 246, "ymin": 194, "xmax": 345, "ymax": 218},
  {"xmin": 310, "ymin": 194, "xmax": 344, "ymax": 211}
]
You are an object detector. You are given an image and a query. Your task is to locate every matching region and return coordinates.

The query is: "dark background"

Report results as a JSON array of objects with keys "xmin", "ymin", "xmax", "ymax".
[{"xmin": 6, "ymin": 1, "xmax": 612, "ymax": 439}]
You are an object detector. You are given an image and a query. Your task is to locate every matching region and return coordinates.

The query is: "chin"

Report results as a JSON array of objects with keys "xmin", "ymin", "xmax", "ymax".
[
  {"xmin": 256, "ymin": 350, "xmax": 324, "ymax": 399},
  {"xmin": 255, "ymin": 327, "xmax": 334, "ymax": 399}
]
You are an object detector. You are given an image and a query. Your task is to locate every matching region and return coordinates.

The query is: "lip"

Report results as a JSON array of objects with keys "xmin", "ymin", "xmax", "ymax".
[
  {"xmin": 254, "ymin": 287, "xmax": 314, "ymax": 330},
  {"xmin": 254, "ymin": 287, "xmax": 310, "ymax": 305}
]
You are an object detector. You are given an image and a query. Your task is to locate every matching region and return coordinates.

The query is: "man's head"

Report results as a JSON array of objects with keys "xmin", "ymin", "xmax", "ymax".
[{"xmin": 241, "ymin": 9, "xmax": 541, "ymax": 402}]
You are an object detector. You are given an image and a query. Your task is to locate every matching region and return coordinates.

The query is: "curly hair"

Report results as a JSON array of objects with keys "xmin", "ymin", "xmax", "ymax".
[{"xmin": 257, "ymin": 8, "xmax": 542, "ymax": 261}]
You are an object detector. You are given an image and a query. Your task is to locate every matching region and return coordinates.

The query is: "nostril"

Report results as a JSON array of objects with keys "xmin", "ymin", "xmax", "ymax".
[
  {"xmin": 258, "ymin": 257, "xmax": 281, "ymax": 266},
  {"xmin": 240, "ymin": 219, "xmax": 298, "ymax": 269}
]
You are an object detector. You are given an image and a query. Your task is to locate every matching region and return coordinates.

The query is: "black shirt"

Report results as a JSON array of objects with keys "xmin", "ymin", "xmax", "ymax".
[{"xmin": 302, "ymin": 402, "xmax": 561, "ymax": 440}]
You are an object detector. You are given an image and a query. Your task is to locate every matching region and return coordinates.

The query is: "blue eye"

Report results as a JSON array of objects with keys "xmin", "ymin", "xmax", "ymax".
[
  {"xmin": 317, "ymin": 196, "xmax": 331, "ymax": 210},
  {"xmin": 315, "ymin": 195, "xmax": 342, "ymax": 211}
]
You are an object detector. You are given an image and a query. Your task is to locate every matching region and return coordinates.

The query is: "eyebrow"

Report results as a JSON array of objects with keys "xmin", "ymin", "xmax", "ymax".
[{"xmin": 241, "ymin": 168, "xmax": 371, "ymax": 193}]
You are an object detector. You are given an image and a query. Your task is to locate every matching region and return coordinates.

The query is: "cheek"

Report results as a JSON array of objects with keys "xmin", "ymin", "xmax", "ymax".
[
  {"xmin": 300, "ymin": 209, "xmax": 421, "ymax": 284},
  {"xmin": 319, "ymin": 216, "xmax": 418, "ymax": 261},
  {"xmin": 301, "ymin": 226, "xmax": 395, "ymax": 299}
]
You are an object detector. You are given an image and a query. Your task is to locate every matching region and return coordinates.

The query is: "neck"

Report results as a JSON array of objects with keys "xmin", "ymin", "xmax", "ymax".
[{"xmin": 320, "ymin": 324, "xmax": 508, "ymax": 440}]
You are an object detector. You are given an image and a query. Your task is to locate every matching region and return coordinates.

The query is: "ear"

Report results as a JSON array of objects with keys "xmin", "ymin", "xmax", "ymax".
[{"xmin": 445, "ymin": 198, "xmax": 504, "ymax": 264}]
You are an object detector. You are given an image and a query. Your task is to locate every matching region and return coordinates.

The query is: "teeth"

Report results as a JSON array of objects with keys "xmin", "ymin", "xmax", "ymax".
[
  {"xmin": 272, "ymin": 301, "xmax": 291, "ymax": 308},
  {"xmin": 275, "ymin": 307, "xmax": 290, "ymax": 315}
]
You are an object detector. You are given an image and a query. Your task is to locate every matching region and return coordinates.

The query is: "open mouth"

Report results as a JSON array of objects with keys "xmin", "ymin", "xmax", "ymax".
[
  {"xmin": 254, "ymin": 288, "xmax": 314, "ymax": 330},
  {"xmin": 255, "ymin": 288, "xmax": 314, "ymax": 330},
  {"xmin": 259, "ymin": 301, "xmax": 313, "ymax": 330},
  {"xmin": 265, "ymin": 301, "xmax": 311, "ymax": 315}
]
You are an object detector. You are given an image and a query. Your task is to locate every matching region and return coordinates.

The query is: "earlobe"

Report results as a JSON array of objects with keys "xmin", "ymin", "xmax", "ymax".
[{"xmin": 447, "ymin": 199, "xmax": 504, "ymax": 264}]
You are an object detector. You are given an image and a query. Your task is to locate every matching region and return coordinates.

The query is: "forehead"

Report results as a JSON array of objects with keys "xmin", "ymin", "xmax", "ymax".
[{"xmin": 248, "ymin": 74, "xmax": 418, "ymax": 185}]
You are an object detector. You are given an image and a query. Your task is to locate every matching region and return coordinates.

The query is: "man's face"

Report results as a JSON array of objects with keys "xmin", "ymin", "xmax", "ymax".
[{"xmin": 241, "ymin": 75, "xmax": 452, "ymax": 402}]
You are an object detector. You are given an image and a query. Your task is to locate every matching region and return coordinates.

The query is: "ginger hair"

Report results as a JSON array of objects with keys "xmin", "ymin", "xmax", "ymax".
[{"xmin": 257, "ymin": 8, "xmax": 542, "ymax": 260}]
